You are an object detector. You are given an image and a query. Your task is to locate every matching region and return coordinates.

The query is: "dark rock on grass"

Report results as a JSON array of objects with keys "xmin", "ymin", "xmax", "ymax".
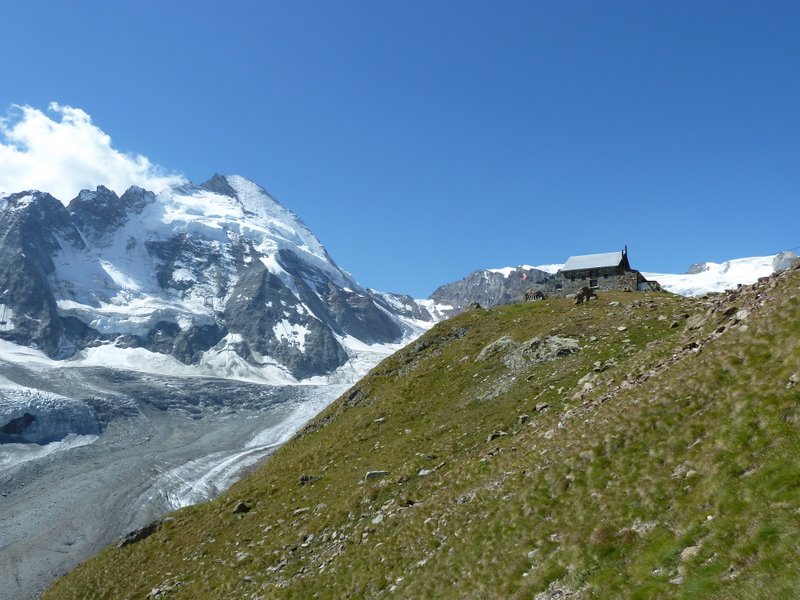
[
  {"xmin": 117, "ymin": 519, "xmax": 165, "ymax": 548},
  {"xmin": 299, "ymin": 474, "xmax": 319, "ymax": 486}
]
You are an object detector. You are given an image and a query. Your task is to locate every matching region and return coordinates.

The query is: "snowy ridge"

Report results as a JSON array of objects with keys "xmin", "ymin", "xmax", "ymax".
[
  {"xmin": 52, "ymin": 177, "xmax": 350, "ymax": 338},
  {"xmin": 643, "ymin": 255, "xmax": 780, "ymax": 297},
  {"xmin": 482, "ymin": 253, "xmax": 795, "ymax": 297},
  {"xmin": 0, "ymin": 174, "xmax": 440, "ymax": 381},
  {"xmin": 225, "ymin": 175, "xmax": 344, "ymax": 283},
  {"xmin": 488, "ymin": 264, "xmax": 563, "ymax": 277}
]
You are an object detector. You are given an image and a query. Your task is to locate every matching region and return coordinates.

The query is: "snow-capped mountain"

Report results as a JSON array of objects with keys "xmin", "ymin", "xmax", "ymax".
[
  {"xmin": 0, "ymin": 175, "xmax": 437, "ymax": 382},
  {"xmin": 430, "ymin": 253, "xmax": 798, "ymax": 312},
  {"xmin": 642, "ymin": 252, "xmax": 798, "ymax": 296}
]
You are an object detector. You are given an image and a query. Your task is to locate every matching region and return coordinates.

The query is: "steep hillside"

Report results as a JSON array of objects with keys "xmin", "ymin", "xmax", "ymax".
[{"xmin": 47, "ymin": 264, "xmax": 800, "ymax": 599}]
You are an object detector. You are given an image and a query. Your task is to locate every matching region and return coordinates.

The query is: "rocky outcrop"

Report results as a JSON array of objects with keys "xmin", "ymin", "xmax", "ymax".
[
  {"xmin": 0, "ymin": 191, "xmax": 97, "ymax": 357},
  {"xmin": 477, "ymin": 335, "xmax": 581, "ymax": 370},
  {"xmin": 223, "ymin": 263, "xmax": 349, "ymax": 378},
  {"xmin": 117, "ymin": 519, "xmax": 167, "ymax": 548},
  {"xmin": 474, "ymin": 334, "xmax": 580, "ymax": 400},
  {"xmin": 68, "ymin": 185, "xmax": 154, "ymax": 246},
  {"xmin": 773, "ymin": 251, "xmax": 799, "ymax": 272},
  {"xmin": 430, "ymin": 266, "xmax": 556, "ymax": 315}
]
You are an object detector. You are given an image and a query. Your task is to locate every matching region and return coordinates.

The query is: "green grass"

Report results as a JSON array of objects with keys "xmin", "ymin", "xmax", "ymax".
[{"xmin": 45, "ymin": 269, "xmax": 800, "ymax": 599}]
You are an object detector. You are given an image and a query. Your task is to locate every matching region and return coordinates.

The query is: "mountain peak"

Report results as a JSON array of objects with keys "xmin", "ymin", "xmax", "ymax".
[
  {"xmin": 0, "ymin": 175, "xmax": 437, "ymax": 381},
  {"xmin": 199, "ymin": 173, "xmax": 237, "ymax": 197}
]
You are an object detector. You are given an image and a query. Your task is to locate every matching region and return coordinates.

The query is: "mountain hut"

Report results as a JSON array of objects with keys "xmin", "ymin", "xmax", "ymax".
[{"xmin": 560, "ymin": 247, "xmax": 659, "ymax": 295}]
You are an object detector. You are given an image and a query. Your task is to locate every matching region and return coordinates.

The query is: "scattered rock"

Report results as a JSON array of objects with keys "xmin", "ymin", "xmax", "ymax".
[
  {"xmin": 146, "ymin": 583, "xmax": 182, "ymax": 599},
  {"xmin": 680, "ymin": 545, "xmax": 701, "ymax": 561},
  {"xmin": 533, "ymin": 580, "xmax": 583, "ymax": 599},
  {"xmin": 477, "ymin": 335, "xmax": 580, "ymax": 370},
  {"xmin": 721, "ymin": 565, "xmax": 741, "ymax": 581},
  {"xmin": 233, "ymin": 501, "xmax": 251, "ymax": 514},
  {"xmin": 299, "ymin": 474, "xmax": 319, "ymax": 486},
  {"xmin": 593, "ymin": 358, "xmax": 616, "ymax": 373},
  {"xmin": 787, "ymin": 373, "xmax": 798, "ymax": 389},
  {"xmin": 487, "ymin": 430, "xmax": 508, "ymax": 442},
  {"xmin": 518, "ymin": 414, "xmax": 529, "ymax": 425},
  {"xmin": 476, "ymin": 336, "xmax": 516, "ymax": 361},
  {"xmin": 685, "ymin": 313, "xmax": 707, "ymax": 330},
  {"xmin": 457, "ymin": 492, "xmax": 475, "ymax": 505},
  {"xmin": 535, "ymin": 402, "xmax": 549, "ymax": 412},
  {"xmin": 117, "ymin": 519, "xmax": 164, "ymax": 548},
  {"xmin": 627, "ymin": 519, "xmax": 657, "ymax": 536}
]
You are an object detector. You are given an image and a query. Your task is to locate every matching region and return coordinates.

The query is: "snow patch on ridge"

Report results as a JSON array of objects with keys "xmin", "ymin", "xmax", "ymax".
[
  {"xmin": 643, "ymin": 255, "xmax": 776, "ymax": 296},
  {"xmin": 273, "ymin": 320, "xmax": 309, "ymax": 351},
  {"xmin": 488, "ymin": 264, "xmax": 563, "ymax": 277}
]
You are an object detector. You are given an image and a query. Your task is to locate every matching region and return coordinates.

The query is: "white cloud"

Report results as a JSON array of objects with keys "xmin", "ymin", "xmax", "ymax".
[{"xmin": 0, "ymin": 103, "xmax": 186, "ymax": 203}]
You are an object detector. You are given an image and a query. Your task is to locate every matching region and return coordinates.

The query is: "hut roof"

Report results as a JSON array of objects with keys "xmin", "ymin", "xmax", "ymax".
[{"xmin": 562, "ymin": 251, "xmax": 625, "ymax": 272}]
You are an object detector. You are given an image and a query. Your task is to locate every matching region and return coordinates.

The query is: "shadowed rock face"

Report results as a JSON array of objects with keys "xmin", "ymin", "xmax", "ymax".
[
  {"xmin": 0, "ymin": 412, "xmax": 36, "ymax": 435},
  {"xmin": 0, "ymin": 177, "xmax": 431, "ymax": 379},
  {"xmin": 68, "ymin": 186, "xmax": 155, "ymax": 247},
  {"xmin": 223, "ymin": 263, "xmax": 349, "ymax": 378},
  {"xmin": 0, "ymin": 191, "xmax": 94, "ymax": 358}
]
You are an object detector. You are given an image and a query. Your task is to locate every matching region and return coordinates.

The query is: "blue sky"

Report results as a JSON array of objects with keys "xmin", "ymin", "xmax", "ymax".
[{"xmin": 1, "ymin": 1, "xmax": 798, "ymax": 296}]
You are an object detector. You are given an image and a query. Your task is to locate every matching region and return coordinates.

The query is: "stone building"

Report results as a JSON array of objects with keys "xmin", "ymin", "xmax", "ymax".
[{"xmin": 560, "ymin": 247, "xmax": 659, "ymax": 295}]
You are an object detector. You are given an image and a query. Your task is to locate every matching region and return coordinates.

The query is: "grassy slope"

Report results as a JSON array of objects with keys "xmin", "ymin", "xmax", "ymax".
[{"xmin": 47, "ymin": 267, "xmax": 800, "ymax": 599}]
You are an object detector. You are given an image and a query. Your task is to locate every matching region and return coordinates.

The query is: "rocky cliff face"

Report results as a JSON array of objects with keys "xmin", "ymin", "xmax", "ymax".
[
  {"xmin": 429, "ymin": 266, "xmax": 557, "ymax": 315},
  {"xmin": 0, "ymin": 176, "xmax": 435, "ymax": 380}
]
